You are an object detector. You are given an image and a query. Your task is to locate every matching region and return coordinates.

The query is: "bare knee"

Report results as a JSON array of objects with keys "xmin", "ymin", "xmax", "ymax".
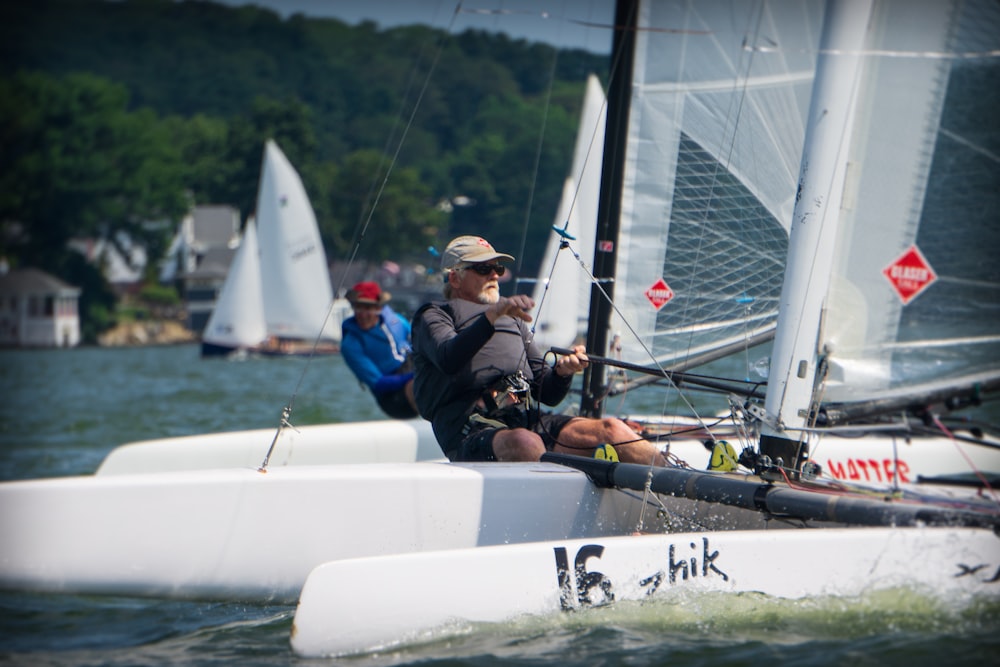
[
  {"xmin": 602, "ymin": 418, "xmax": 666, "ymax": 466},
  {"xmin": 600, "ymin": 417, "xmax": 631, "ymax": 437},
  {"xmin": 492, "ymin": 428, "xmax": 546, "ymax": 462}
]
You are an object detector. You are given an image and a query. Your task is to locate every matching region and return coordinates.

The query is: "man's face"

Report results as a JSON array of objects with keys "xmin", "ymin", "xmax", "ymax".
[
  {"xmin": 351, "ymin": 303, "xmax": 381, "ymax": 330},
  {"xmin": 451, "ymin": 262, "xmax": 505, "ymax": 304}
]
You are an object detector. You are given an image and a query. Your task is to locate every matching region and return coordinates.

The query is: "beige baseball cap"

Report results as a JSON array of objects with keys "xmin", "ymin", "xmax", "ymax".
[{"xmin": 440, "ymin": 235, "xmax": 515, "ymax": 270}]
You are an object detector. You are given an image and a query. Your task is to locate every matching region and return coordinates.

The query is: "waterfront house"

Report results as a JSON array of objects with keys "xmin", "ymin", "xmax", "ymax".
[{"xmin": 0, "ymin": 268, "xmax": 81, "ymax": 348}]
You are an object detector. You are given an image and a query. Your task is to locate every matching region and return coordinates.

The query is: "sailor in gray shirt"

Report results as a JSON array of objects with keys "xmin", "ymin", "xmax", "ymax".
[{"xmin": 412, "ymin": 235, "xmax": 666, "ymax": 466}]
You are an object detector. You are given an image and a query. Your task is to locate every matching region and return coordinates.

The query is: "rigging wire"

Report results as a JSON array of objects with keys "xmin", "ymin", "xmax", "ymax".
[{"xmin": 930, "ymin": 414, "xmax": 999, "ymax": 503}]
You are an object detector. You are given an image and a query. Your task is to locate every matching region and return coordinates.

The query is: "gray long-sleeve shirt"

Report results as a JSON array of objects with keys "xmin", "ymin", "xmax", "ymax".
[{"xmin": 411, "ymin": 298, "xmax": 572, "ymax": 457}]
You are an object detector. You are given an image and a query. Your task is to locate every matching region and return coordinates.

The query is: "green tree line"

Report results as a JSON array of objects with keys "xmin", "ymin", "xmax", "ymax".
[{"xmin": 0, "ymin": 0, "xmax": 609, "ymax": 339}]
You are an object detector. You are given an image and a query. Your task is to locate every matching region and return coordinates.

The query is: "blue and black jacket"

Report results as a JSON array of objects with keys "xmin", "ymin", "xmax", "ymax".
[{"xmin": 341, "ymin": 305, "xmax": 413, "ymax": 395}]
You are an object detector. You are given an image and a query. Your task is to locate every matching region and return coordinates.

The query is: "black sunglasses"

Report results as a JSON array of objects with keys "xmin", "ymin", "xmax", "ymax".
[{"xmin": 467, "ymin": 263, "xmax": 506, "ymax": 277}]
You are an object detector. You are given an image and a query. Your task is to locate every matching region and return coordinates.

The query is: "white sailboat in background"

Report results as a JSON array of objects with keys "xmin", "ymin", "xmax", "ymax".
[
  {"xmin": 201, "ymin": 139, "xmax": 346, "ymax": 357},
  {"xmin": 0, "ymin": 0, "xmax": 998, "ymax": 659},
  {"xmin": 199, "ymin": 216, "xmax": 268, "ymax": 355}
]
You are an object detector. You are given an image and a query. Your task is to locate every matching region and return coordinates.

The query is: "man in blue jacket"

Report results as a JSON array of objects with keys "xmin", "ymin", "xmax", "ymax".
[{"xmin": 341, "ymin": 281, "xmax": 418, "ymax": 419}]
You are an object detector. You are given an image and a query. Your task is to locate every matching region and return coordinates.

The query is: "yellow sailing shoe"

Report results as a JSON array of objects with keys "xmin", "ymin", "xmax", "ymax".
[{"xmin": 594, "ymin": 444, "xmax": 619, "ymax": 462}]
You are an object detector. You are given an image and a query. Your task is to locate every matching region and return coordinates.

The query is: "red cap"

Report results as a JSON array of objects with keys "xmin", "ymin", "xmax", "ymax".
[{"xmin": 347, "ymin": 281, "xmax": 390, "ymax": 305}]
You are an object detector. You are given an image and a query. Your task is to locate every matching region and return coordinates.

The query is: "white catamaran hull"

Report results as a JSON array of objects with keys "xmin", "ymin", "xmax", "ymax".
[
  {"xmin": 96, "ymin": 418, "xmax": 445, "ymax": 475},
  {"xmin": 3, "ymin": 451, "xmax": 995, "ymax": 604},
  {"xmin": 290, "ymin": 527, "xmax": 1000, "ymax": 657},
  {"xmin": 2, "ymin": 461, "xmax": 774, "ymax": 602}
]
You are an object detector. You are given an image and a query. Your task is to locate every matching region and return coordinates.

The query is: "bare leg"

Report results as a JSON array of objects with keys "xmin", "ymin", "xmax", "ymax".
[{"xmin": 553, "ymin": 417, "xmax": 666, "ymax": 466}]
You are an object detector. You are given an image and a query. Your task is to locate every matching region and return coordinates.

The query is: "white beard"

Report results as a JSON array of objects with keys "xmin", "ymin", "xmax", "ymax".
[{"xmin": 476, "ymin": 288, "xmax": 500, "ymax": 305}]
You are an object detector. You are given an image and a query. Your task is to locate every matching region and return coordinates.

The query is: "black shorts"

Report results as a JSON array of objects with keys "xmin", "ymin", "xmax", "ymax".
[
  {"xmin": 455, "ymin": 412, "xmax": 576, "ymax": 462},
  {"xmin": 375, "ymin": 389, "xmax": 418, "ymax": 420}
]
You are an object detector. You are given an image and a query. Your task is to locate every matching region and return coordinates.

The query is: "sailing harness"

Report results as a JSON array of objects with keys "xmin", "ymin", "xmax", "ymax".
[
  {"xmin": 453, "ymin": 313, "xmax": 640, "ymax": 456},
  {"xmin": 463, "ymin": 371, "xmax": 535, "ymax": 436},
  {"xmin": 457, "ymin": 348, "xmax": 655, "ymax": 459}
]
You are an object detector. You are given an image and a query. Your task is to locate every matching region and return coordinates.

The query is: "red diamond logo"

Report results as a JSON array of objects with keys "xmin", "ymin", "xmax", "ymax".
[
  {"xmin": 883, "ymin": 245, "xmax": 937, "ymax": 305},
  {"xmin": 645, "ymin": 278, "xmax": 674, "ymax": 311}
]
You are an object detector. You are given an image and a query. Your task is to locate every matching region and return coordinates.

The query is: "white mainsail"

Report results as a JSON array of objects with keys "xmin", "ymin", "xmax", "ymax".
[
  {"xmin": 606, "ymin": 0, "xmax": 823, "ymax": 369},
  {"xmin": 817, "ymin": 0, "xmax": 1000, "ymax": 408},
  {"xmin": 256, "ymin": 139, "xmax": 336, "ymax": 342},
  {"xmin": 764, "ymin": 0, "xmax": 1000, "ymax": 440},
  {"xmin": 200, "ymin": 217, "xmax": 268, "ymax": 351}
]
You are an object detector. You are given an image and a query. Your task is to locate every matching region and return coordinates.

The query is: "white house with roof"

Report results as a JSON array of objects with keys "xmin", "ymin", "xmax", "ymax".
[{"xmin": 0, "ymin": 268, "xmax": 81, "ymax": 348}]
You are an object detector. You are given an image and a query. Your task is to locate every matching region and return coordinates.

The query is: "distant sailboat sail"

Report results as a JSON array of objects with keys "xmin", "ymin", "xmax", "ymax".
[
  {"xmin": 201, "ymin": 140, "xmax": 340, "ymax": 356},
  {"xmin": 201, "ymin": 217, "xmax": 268, "ymax": 354},
  {"xmin": 256, "ymin": 140, "xmax": 336, "ymax": 342}
]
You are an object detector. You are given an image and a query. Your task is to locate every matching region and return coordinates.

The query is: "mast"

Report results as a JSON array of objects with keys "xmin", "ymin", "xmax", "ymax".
[
  {"xmin": 759, "ymin": 0, "xmax": 874, "ymax": 468},
  {"xmin": 581, "ymin": 0, "xmax": 638, "ymax": 418}
]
